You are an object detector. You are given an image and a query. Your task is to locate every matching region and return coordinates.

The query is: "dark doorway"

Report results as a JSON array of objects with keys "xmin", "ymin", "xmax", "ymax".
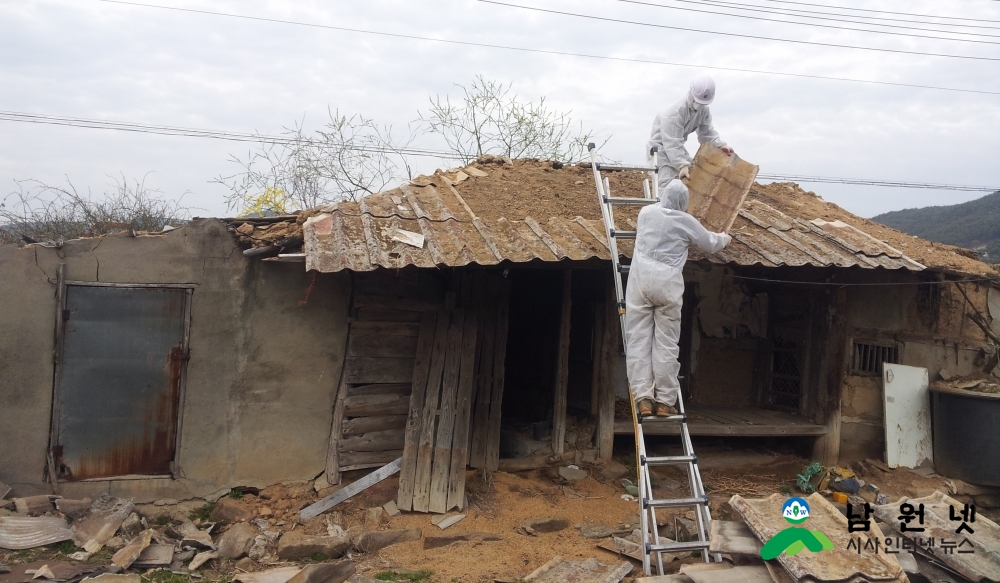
[{"xmin": 52, "ymin": 285, "xmax": 190, "ymax": 480}]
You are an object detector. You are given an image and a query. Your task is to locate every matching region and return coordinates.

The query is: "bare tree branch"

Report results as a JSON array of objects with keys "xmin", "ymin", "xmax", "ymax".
[
  {"xmin": 214, "ymin": 109, "xmax": 415, "ymax": 215},
  {"xmin": 421, "ymin": 76, "xmax": 608, "ymax": 164}
]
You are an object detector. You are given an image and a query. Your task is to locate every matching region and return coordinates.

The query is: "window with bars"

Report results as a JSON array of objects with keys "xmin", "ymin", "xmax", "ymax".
[{"xmin": 850, "ymin": 341, "xmax": 900, "ymax": 375}]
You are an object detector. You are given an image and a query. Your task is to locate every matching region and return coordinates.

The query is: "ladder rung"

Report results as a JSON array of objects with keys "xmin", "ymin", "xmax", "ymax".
[
  {"xmin": 596, "ymin": 163, "xmax": 656, "ymax": 172},
  {"xmin": 604, "ymin": 196, "xmax": 658, "ymax": 206},
  {"xmin": 644, "ymin": 496, "xmax": 709, "ymax": 509},
  {"xmin": 648, "ymin": 540, "xmax": 711, "ymax": 554},
  {"xmin": 638, "ymin": 414, "xmax": 687, "ymax": 423},
  {"xmin": 643, "ymin": 455, "xmax": 696, "ymax": 466},
  {"xmin": 617, "ymin": 264, "xmax": 629, "ymax": 274},
  {"xmin": 610, "ymin": 229, "xmax": 636, "ymax": 239}
]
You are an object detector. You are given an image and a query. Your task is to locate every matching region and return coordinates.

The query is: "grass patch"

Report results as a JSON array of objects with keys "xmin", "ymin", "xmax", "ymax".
[
  {"xmin": 228, "ymin": 490, "xmax": 244, "ymax": 500},
  {"xmin": 780, "ymin": 485, "xmax": 792, "ymax": 495},
  {"xmin": 374, "ymin": 571, "xmax": 433, "ymax": 582},
  {"xmin": 153, "ymin": 515, "xmax": 172, "ymax": 526},
  {"xmin": 190, "ymin": 503, "xmax": 214, "ymax": 522},
  {"xmin": 54, "ymin": 541, "xmax": 78, "ymax": 555},
  {"xmin": 142, "ymin": 570, "xmax": 195, "ymax": 583}
]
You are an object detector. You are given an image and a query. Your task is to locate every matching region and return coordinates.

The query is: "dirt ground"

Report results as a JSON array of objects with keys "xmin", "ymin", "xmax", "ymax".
[{"xmin": 3, "ymin": 439, "xmax": 994, "ymax": 583}]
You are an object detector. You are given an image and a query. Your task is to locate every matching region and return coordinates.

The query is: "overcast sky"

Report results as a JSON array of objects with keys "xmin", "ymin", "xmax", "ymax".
[{"xmin": 1, "ymin": 0, "xmax": 998, "ymax": 218}]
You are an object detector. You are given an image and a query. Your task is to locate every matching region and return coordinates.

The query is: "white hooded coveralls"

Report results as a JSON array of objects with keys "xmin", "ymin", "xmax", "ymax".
[
  {"xmin": 646, "ymin": 95, "xmax": 727, "ymax": 187},
  {"xmin": 625, "ymin": 180, "xmax": 731, "ymax": 406}
]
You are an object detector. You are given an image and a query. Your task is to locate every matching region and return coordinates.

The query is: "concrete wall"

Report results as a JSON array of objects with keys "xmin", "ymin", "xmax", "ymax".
[
  {"xmin": 838, "ymin": 277, "xmax": 993, "ymax": 463},
  {"xmin": 0, "ymin": 220, "xmax": 350, "ymax": 501}
]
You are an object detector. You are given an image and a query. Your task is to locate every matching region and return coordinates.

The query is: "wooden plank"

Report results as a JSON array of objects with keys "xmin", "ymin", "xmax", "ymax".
[
  {"xmin": 300, "ymin": 457, "xmax": 402, "ymax": 520},
  {"xmin": 347, "ymin": 321, "xmax": 421, "ymax": 337},
  {"xmin": 397, "ymin": 311, "xmax": 438, "ymax": 511},
  {"xmin": 347, "ymin": 333, "xmax": 419, "ymax": 358},
  {"xmin": 342, "ymin": 415, "xmax": 408, "ymax": 436},
  {"xmin": 429, "ymin": 310, "xmax": 466, "ymax": 514},
  {"xmin": 338, "ymin": 429, "xmax": 405, "ymax": 453},
  {"xmin": 343, "ymin": 393, "xmax": 411, "ymax": 417},
  {"xmin": 552, "ymin": 269, "xmax": 573, "ymax": 455},
  {"xmin": 614, "ymin": 419, "xmax": 828, "ymax": 436},
  {"xmin": 597, "ymin": 279, "xmax": 618, "ymax": 462},
  {"xmin": 348, "ymin": 383, "xmax": 411, "ymax": 397},
  {"xmin": 339, "ymin": 449, "xmax": 403, "ymax": 468},
  {"xmin": 325, "ymin": 368, "xmax": 350, "ymax": 485},
  {"xmin": 485, "ymin": 278, "xmax": 511, "ymax": 471},
  {"xmin": 352, "ymin": 294, "xmax": 442, "ymax": 312},
  {"xmin": 447, "ymin": 312, "xmax": 479, "ymax": 510},
  {"xmin": 344, "ymin": 357, "xmax": 415, "ymax": 384},
  {"xmin": 355, "ymin": 307, "xmax": 424, "ymax": 322},
  {"xmin": 411, "ymin": 312, "xmax": 452, "ymax": 512},
  {"xmin": 469, "ymin": 273, "xmax": 498, "ymax": 469}
]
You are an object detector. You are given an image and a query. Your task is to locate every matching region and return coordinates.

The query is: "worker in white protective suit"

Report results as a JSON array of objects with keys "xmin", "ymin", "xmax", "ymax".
[
  {"xmin": 646, "ymin": 75, "xmax": 733, "ymax": 189},
  {"xmin": 625, "ymin": 179, "xmax": 731, "ymax": 417}
]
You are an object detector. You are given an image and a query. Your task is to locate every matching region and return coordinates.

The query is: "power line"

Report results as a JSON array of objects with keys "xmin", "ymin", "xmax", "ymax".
[
  {"xmin": 3, "ymin": 110, "xmax": 998, "ymax": 194},
  {"xmin": 0, "ymin": 111, "xmax": 465, "ymax": 159},
  {"xmin": 93, "ymin": 0, "xmax": 1000, "ymax": 95},
  {"xmin": 756, "ymin": 174, "xmax": 999, "ymax": 192},
  {"xmin": 755, "ymin": 0, "xmax": 1000, "ymax": 24},
  {"xmin": 616, "ymin": 0, "xmax": 1000, "ymax": 37},
  {"xmin": 679, "ymin": 0, "xmax": 1000, "ymax": 30},
  {"xmin": 478, "ymin": 0, "xmax": 1000, "ymax": 61}
]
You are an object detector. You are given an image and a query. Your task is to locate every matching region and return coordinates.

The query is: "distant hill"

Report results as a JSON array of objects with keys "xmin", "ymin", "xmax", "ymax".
[{"xmin": 872, "ymin": 191, "xmax": 1000, "ymax": 263}]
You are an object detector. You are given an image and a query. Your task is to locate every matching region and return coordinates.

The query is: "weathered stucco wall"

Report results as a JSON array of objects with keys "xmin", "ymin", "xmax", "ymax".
[
  {"xmin": 839, "ymin": 278, "xmax": 994, "ymax": 463},
  {"xmin": 0, "ymin": 220, "xmax": 350, "ymax": 501}
]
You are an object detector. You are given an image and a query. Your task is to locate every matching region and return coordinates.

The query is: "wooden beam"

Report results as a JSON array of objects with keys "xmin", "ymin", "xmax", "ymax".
[
  {"xmin": 484, "ymin": 280, "xmax": 511, "ymax": 470},
  {"xmin": 552, "ymin": 269, "xmax": 573, "ymax": 455},
  {"xmin": 469, "ymin": 273, "xmax": 498, "ymax": 469},
  {"xmin": 300, "ymin": 457, "xmax": 402, "ymax": 520},
  {"xmin": 589, "ymin": 302, "xmax": 603, "ymax": 417},
  {"xmin": 344, "ymin": 357, "xmax": 415, "ymax": 384},
  {"xmin": 342, "ymin": 415, "xmax": 407, "ymax": 436},
  {"xmin": 342, "ymin": 393, "xmax": 411, "ymax": 417},
  {"xmin": 811, "ymin": 287, "xmax": 847, "ymax": 464},
  {"xmin": 325, "ymin": 368, "xmax": 349, "ymax": 485},
  {"xmin": 597, "ymin": 279, "xmax": 619, "ymax": 461}
]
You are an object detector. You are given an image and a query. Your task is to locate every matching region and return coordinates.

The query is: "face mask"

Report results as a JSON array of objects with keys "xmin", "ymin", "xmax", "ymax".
[{"xmin": 691, "ymin": 101, "xmax": 704, "ymax": 111}]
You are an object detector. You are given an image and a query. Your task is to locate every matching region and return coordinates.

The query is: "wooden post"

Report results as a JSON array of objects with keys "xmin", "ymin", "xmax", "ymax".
[
  {"xmin": 589, "ymin": 302, "xmax": 605, "ymax": 417},
  {"xmin": 597, "ymin": 279, "xmax": 619, "ymax": 462},
  {"xmin": 811, "ymin": 287, "xmax": 847, "ymax": 464},
  {"xmin": 552, "ymin": 270, "xmax": 573, "ymax": 455}
]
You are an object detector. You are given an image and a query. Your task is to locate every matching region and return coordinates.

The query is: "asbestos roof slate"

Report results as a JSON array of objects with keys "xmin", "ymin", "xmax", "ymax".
[{"xmin": 302, "ymin": 162, "xmax": 980, "ymax": 275}]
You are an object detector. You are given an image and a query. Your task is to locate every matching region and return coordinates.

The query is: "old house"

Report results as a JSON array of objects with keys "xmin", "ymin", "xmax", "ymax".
[{"xmin": 1, "ymin": 157, "xmax": 996, "ymax": 503}]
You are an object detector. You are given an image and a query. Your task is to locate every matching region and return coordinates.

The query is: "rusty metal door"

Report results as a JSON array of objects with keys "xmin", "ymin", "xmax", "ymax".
[{"xmin": 52, "ymin": 285, "xmax": 190, "ymax": 480}]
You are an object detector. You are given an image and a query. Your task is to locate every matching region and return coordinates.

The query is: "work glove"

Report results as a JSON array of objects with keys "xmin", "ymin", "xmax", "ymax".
[
  {"xmin": 719, "ymin": 233, "xmax": 733, "ymax": 248},
  {"xmin": 678, "ymin": 166, "xmax": 691, "ymax": 180},
  {"xmin": 721, "ymin": 145, "xmax": 734, "ymax": 156}
]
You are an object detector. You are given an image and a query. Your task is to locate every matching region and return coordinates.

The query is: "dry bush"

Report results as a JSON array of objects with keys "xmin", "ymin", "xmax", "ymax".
[{"xmin": 0, "ymin": 175, "xmax": 190, "ymax": 246}]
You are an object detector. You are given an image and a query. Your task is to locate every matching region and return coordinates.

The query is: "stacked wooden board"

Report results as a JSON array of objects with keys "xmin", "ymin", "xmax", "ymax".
[
  {"xmin": 457, "ymin": 271, "xmax": 511, "ymax": 471},
  {"xmin": 397, "ymin": 309, "xmax": 479, "ymax": 513},
  {"xmin": 326, "ymin": 270, "xmax": 445, "ymax": 483}
]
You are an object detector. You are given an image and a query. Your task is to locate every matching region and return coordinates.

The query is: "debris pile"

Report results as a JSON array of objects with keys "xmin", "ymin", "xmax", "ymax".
[{"xmin": 933, "ymin": 372, "xmax": 1000, "ymax": 395}]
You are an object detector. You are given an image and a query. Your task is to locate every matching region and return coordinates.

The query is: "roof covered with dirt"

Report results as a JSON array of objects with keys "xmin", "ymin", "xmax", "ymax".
[{"xmin": 227, "ymin": 157, "xmax": 998, "ymax": 278}]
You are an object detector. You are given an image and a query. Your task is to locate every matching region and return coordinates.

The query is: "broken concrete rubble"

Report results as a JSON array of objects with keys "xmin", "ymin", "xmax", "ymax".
[
  {"xmin": 216, "ymin": 522, "xmax": 257, "ymax": 559},
  {"xmin": 71, "ymin": 495, "xmax": 134, "ymax": 552},
  {"xmin": 351, "ymin": 527, "xmax": 421, "ymax": 553},
  {"xmin": 276, "ymin": 531, "xmax": 350, "ymax": 560},
  {"xmin": 111, "ymin": 530, "xmax": 152, "ymax": 570},
  {"xmin": 12, "ymin": 497, "xmax": 56, "ymax": 517}
]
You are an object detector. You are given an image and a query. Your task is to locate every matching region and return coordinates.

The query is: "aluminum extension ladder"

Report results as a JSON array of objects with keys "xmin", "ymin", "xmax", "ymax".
[{"xmin": 587, "ymin": 143, "xmax": 716, "ymax": 576}]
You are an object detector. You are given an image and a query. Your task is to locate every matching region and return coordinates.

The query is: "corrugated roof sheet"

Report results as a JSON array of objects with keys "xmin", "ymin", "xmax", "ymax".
[{"xmin": 304, "ymin": 172, "xmax": 928, "ymax": 273}]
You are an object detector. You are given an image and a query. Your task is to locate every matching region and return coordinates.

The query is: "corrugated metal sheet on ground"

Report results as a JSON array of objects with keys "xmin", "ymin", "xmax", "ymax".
[{"xmin": 304, "ymin": 180, "xmax": 927, "ymax": 273}]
